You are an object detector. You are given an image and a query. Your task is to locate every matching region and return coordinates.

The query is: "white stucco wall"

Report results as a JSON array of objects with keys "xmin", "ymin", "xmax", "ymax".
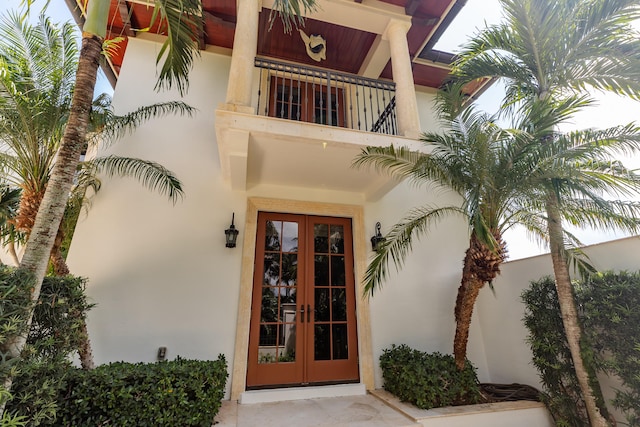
[
  {"xmin": 477, "ymin": 235, "xmax": 640, "ymax": 422},
  {"xmin": 416, "ymin": 89, "xmax": 441, "ymax": 134},
  {"xmin": 67, "ymin": 35, "xmax": 489, "ymax": 397},
  {"xmin": 364, "ymin": 181, "xmax": 491, "ymax": 387},
  {"xmin": 68, "ymin": 38, "xmax": 242, "ymax": 369}
]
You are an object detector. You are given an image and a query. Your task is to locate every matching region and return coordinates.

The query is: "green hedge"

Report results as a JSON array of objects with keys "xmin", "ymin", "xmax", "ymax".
[
  {"xmin": 1, "ymin": 270, "xmax": 92, "ymax": 425},
  {"xmin": 580, "ymin": 271, "xmax": 640, "ymax": 426},
  {"xmin": 53, "ymin": 356, "xmax": 228, "ymax": 427},
  {"xmin": 523, "ymin": 272, "xmax": 640, "ymax": 426},
  {"xmin": 380, "ymin": 344, "xmax": 481, "ymax": 409},
  {"xmin": 522, "ymin": 277, "xmax": 592, "ymax": 426}
]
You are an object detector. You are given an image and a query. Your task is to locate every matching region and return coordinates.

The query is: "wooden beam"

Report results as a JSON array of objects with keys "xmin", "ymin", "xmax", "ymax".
[
  {"xmin": 64, "ymin": 0, "xmax": 85, "ymax": 27},
  {"xmin": 412, "ymin": 16, "xmax": 439, "ymax": 27},
  {"xmin": 118, "ymin": 0, "xmax": 136, "ymax": 37},
  {"xmin": 405, "ymin": 0, "xmax": 421, "ymax": 16},
  {"xmin": 203, "ymin": 10, "xmax": 236, "ymax": 29}
]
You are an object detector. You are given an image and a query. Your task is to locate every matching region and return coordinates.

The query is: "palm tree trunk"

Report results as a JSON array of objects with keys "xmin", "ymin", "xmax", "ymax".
[
  {"xmin": 17, "ymin": 185, "xmax": 93, "ymax": 368},
  {"xmin": 453, "ymin": 232, "xmax": 505, "ymax": 370},
  {"xmin": 49, "ymin": 221, "xmax": 96, "ymax": 369},
  {"xmin": 1, "ymin": 34, "xmax": 103, "ymax": 415},
  {"xmin": 50, "ymin": 225, "xmax": 70, "ymax": 276},
  {"xmin": 76, "ymin": 318, "xmax": 95, "ymax": 370},
  {"xmin": 546, "ymin": 194, "xmax": 609, "ymax": 427},
  {"xmin": 453, "ymin": 248, "xmax": 485, "ymax": 370}
]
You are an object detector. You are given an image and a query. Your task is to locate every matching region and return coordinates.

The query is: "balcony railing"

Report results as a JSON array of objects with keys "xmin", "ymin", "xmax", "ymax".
[{"xmin": 255, "ymin": 58, "xmax": 398, "ymax": 136}]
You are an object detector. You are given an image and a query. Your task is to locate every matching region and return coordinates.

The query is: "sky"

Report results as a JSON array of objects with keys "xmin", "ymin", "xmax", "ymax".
[
  {"xmin": 2, "ymin": 0, "xmax": 640, "ymax": 259},
  {"xmin": 433, "ymin": 0, "xmax": 640, "ymax": 259}
]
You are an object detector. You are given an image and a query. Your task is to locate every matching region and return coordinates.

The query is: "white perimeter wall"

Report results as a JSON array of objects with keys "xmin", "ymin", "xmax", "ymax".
[
  {"xmin": 67, "ymin": 35, "xmax": 492, "ymax": 396},
  {"xmin": 477, "ymin": 235, "xmax": 640, "ymax": 421}
]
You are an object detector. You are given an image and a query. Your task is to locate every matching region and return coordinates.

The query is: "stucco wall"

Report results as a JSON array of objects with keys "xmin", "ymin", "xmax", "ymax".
[
  {"xmin": 67, "ymin": 35, "xmax": 482, "ymax": 396},
  {"xmin": 364, "ymin": 181, "xmax": 491, "ymax": 387},
  {"xmin": 476, "ymin": 235, "xmax": 640, "ymax": 422},
  {"xmin": 67, "ymin": 37, "xmax": 242, "ymax": 368}
]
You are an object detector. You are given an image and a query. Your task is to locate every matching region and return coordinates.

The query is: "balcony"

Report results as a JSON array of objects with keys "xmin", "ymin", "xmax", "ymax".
[
  {"xmin": 215, "ymin": 58, "xmax": 422, "ymax": 200},
  {"xmin": 255, "ymin": 58, "xmax": 398, "ymax": 135}
]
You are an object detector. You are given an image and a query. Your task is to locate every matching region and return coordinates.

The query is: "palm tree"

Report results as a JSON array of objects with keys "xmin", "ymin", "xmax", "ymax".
[
  {"xmin": 452, "ymin": 1, "xmax": 640, "ymax": 425},
  {"xmin": 0, "ymin": 12, "xmax": 196, "ymax": 371},
  {"xmin": 355, "ymin": 86, "xmax": 531, "ymax": 370},
  {"xmin": 0, "ymin": 14, "xmax": 189, "ymax": 272}
]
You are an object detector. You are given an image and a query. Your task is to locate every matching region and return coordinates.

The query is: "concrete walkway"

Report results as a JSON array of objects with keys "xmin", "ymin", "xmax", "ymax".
[
  {"xmin": 213, "ymin": 389, "xmax": 552, "ymax": 427},
  {"xmin": 214, "ymin": 393, "xmax": 419, "ymax": 427}
]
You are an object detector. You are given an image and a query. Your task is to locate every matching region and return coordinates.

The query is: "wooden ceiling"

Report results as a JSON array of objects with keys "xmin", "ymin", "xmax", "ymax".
[{"xmin": 72, "ymin": 0, "xmax": 468, "ymax": 90}]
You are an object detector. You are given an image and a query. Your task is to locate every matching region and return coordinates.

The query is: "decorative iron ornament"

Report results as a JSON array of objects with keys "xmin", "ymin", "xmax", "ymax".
[{"xmin": 299, "ymin": 29, "xmax": 326, "ymax": 62}]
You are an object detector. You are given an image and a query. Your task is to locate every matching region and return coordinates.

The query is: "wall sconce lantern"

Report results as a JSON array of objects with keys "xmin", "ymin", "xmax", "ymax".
[
  {"xmin": 370, "ymin": 222, "xmax": 386, "ymax": 252},
  {"xmin": 225, "ymin": 213, "xmax": 239, "ymax": 248}
]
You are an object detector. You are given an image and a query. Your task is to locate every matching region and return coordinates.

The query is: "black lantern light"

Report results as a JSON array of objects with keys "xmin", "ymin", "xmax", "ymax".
[
  {"xmin": 370, "ymin": 222, "xmax": 385, "ymax": 252},
  {"xmin": 225, "ymin": 213, "xmax": 240, "ymax": 248}
]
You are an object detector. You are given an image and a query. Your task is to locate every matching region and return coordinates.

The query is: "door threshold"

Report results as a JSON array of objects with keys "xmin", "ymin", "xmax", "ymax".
[{"xmin": 239, "ymin": 383, "xmax": 366, "ymax": 404}]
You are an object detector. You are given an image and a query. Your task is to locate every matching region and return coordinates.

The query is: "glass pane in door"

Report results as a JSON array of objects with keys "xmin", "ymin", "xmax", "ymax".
[
  {"xmin": 258, "ymin": 220, "xmax": 298, "ymax": 364},
  {"xmin": 313, "ymin": 222, "xmax": 350, "ymax": 361}
]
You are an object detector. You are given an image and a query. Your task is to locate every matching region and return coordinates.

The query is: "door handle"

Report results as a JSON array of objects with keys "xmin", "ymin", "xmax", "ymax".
[{"xmin": 300, "ymin": 305, "xmax": 305, "ymax": 323}]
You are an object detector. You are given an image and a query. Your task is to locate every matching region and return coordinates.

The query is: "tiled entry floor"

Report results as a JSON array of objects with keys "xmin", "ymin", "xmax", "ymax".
[{"xmin": 214, "ymin": 393, "xmax": 419, "ymax": 427}]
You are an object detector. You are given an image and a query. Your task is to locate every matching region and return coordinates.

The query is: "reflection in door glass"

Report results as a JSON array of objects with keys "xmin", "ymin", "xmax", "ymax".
[
  {"xmin": 332, "ymin": 288, "xmax": 346, "ymax": 321},
  {"xmin": 258, "ymin": 219, "xmax": 298, "ymax": 364},
  {"xmin": 282, "ymin": 222, "xmax": 299, "ymax": 252},
  {"xmin": 280, "ymin": 254, "xmax": 298, "ymax": 286},
  {"xmin": 314, "ymin": 325, "xmax": 331, "ymax": 360},
  {"xmin": 331, "ymin": 256, "xmax": 345, "ymax": 286},
  {"xmin": 314, "ymin": 255, "xmax": 329, "ymax": 285},
  {"xmin": 314, "ymin": 224, "xmax": 329, "ymax": 252},
  {"xmin": 265, "ymin": 221, "xmax": 281, "ymax": 251},
  {"xmin": 313, "ymin": 221, "xmax": 351, "ymax": 363},
  {"xmin": 330, "ymin": 225, "xmax": 344, "ymax": 253},
  {"xmin": 332, "ymin": 324, "xmax": 348, "ymax": 359},
  {"xmin": 315, "ymin": 288, "xmax": 330, "ymax": 321},
  {"xmin": 263, "ymin": 254, "xmax": 279, "ymax": 286}
]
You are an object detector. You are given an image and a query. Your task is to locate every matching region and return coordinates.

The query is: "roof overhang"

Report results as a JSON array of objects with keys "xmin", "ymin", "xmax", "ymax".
[{"xmin": 66, "ymin": 0, "xmax": 481, "ymax": 94}]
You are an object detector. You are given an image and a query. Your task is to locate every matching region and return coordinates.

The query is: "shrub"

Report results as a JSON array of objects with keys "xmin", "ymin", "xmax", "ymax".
[
  {"xmin": 522, "ymin": 277, "xmax": 590, "ymax": 426},
  {"xmin": 2, "ymin": 272, "xmax": 93, "ymax": 425},
  {"xmin": 26, "ymin": 275, "xmax": 93, "ymax": 360},
  {"xmin": 523, "ymin": 272, "xmax": 640, "ymax": 426},
  {"xmin": 379, "ymin": 344, "xmax": 481, "ymax": 409},
  {"xmin": 0, "ymin": 269, "xmax": 36, "ymax": 386},
  {"xmin": 54, "ymin": 356, "xmax": 228, "ymax": 427},
  {"xmin": 579, "ymin": 271, "xmax": 640, "ymax": 426}
]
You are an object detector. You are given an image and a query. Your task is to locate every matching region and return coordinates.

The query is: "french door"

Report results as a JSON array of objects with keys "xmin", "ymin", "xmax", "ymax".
[
  {"xmin": 269, "ymin": 77, "xmax": 346, "ymax": 127},
  {"xmin": 246, "ymin": 212, "xmax": 359, "ymax": 388}
]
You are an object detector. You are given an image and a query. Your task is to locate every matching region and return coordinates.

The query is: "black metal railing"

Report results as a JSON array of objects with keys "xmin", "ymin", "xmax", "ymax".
[{"xmin": 255, "ymin": 57, "xmax": 397, "ymax": 136}]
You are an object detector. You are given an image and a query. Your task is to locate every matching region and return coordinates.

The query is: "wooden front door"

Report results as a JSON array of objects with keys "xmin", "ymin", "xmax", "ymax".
[{"xmin": 246, "ymin": 212, "xmax": 359, "ymax": 388}]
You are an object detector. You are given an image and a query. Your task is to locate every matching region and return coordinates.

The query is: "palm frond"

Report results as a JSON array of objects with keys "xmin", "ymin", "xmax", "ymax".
[
  {"xmin": 364, "ymin": 205, "xmax": 466, "ymax": 296},
  {"xmin": 151, "ymin": 0, "xmax": 203, "ymax": 96},
  {"xmin": 0, "ymin": 185, "xmax": 21, "ymax": 223},
  {"xmin": 92, "ymin": 101, "xmax": 196, "ymax": 146},
  {"xmin": 89, "ymin": 155, "xmax": 184, "ymax": 204},
  {"xmin": 269, "ymin": 0, "xmax": 318, "ymax": 34},
  {"xmin": 454, "ymin": 0, "xmax": 640, "ymax": 101}
]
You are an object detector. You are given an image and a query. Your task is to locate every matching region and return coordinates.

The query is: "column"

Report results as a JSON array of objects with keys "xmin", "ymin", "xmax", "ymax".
[
  {"xmin": 384, "ymin": 20, "xmax": 421, "ymax": 138},
  {"xmin": 225, "ymin": 0, "xmax": 259, "ymax": 110}
]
